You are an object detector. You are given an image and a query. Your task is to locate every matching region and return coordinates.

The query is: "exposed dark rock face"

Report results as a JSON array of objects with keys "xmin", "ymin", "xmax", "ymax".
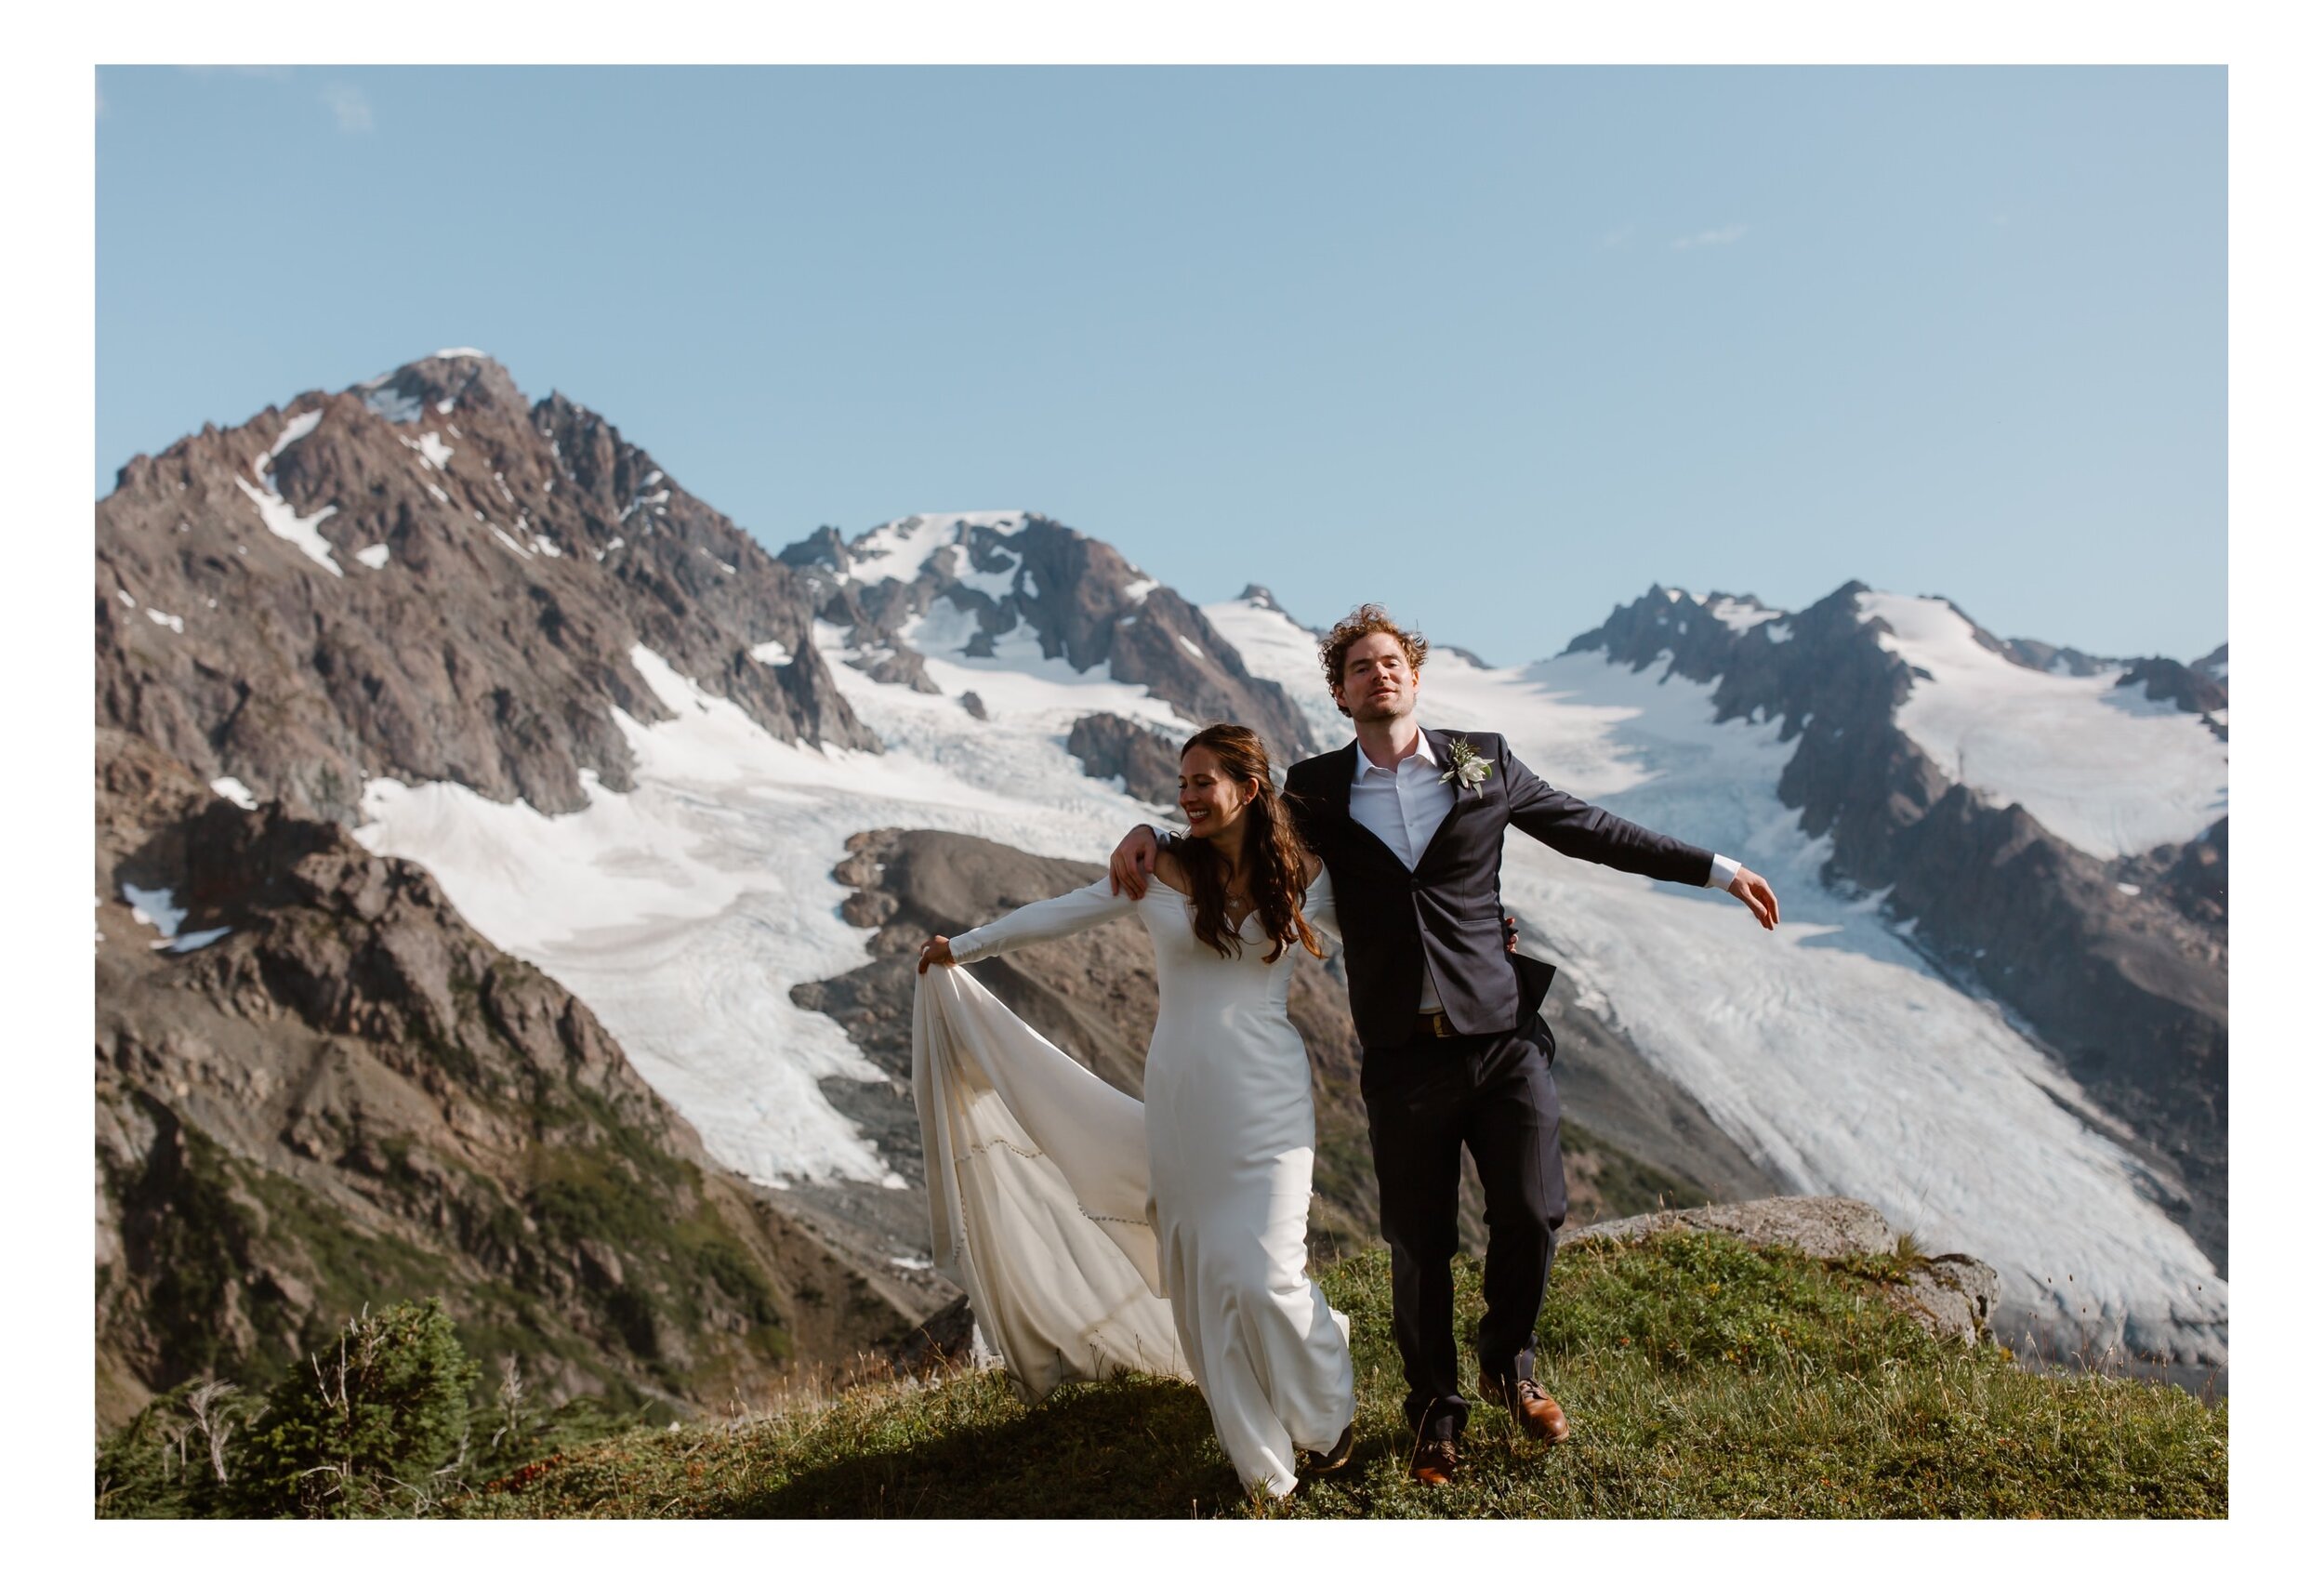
[
  {"xmin": 97, "ymin": 351, "xmax": 873, "ymax": 827},
  {"xmin": 792, "ymin": 829, "xmax": 1776, "ymax": 1261},
  {"xmin": 1066, "ymin": 713, "xmax": 1183, "ymax": 806},
  {"xmin": 792, "ymin": 514, "xmax": 1317, "ymax": 765},
  {"xmin": 1565, "ymin": 582, "xmax": 2230, "ymax": 1274},
  {"xmin": 2117, "ymin": 818, "xmax": 2229, "ymax": 931},
  {"xmin": 95, "ymin": 730, "xmax": 916, "ymax": 1433},
  {"xmin": 2117, "ymin": 656, "xmax": 2229, "ymax": 725},
  {"xmin": 2002, "ymin": 637, "xmax": 2121, "ymax": 677}
]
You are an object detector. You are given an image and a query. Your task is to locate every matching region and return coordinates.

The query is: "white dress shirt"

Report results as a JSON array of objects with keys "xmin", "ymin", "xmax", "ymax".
[{"xmin": 1159, "ymin": 726, "xmax": 1742, "ymax": 1014}]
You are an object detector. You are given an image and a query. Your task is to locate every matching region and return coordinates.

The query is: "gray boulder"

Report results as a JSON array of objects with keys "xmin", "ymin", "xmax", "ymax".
[{"xmin": 1569, "ymin": 1195, "xmax": 1999, "ymax": 1344}]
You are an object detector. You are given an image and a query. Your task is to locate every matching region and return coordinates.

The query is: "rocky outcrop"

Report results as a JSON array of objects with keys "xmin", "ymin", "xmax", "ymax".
[
  {"xmin": 97, "ymin": 351, "xmax": 872, "ymax": 827},
  {"xmin": 1066, "ymin": 713, "xmax": 1183, "ymax": 806},
  {"xmin": 2116, "ymin": 656, "xmax": 2227, "ymax": 717},
  {"xmin": 1570, "ymin": 1195, "xmax": 2000, "ymax": 1345},
  {"xmin": 96, "ymin": 730, "xmax": 915, "ymax": 1433}
]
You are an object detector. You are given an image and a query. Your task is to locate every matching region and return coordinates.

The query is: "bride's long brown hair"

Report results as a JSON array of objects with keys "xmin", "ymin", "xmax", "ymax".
[{"xmin": 1176, "ymin": 724, "xmax": 1322, "ymax": 964}]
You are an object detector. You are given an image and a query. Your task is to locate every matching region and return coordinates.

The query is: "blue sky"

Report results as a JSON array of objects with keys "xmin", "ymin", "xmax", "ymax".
[{"xmin": 96, "ymin": 65, "xmax": 2225, "ymax": 663}]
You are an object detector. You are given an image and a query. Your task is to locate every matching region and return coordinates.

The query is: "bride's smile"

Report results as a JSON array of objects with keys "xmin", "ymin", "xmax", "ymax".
[{"xmin": 1178, "ymin": 746, "xmax": 1257, "ymax": 839}]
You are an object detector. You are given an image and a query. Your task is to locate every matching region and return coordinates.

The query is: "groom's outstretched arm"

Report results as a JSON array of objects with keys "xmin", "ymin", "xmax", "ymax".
[{"xmin": 1502, "ymin": 745, "xmax": 1780, "ymax": 930}]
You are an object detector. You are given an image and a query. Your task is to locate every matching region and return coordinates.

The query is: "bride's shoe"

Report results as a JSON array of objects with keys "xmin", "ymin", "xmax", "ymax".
[{"xmin": 1301, "ymin": 1421, "xmax": 1356, "ymax": 1475}]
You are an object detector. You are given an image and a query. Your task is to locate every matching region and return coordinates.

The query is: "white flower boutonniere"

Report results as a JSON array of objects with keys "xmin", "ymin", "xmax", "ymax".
[{"xmin": 1438, "ymin": 736, "xmax": 1493, "ymax": 794}]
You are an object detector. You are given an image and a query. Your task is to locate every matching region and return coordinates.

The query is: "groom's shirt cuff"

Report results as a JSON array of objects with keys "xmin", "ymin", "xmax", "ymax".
[{"xmin": 1708, "ymin": 853, "xmax": 1740, "ymax": 891}]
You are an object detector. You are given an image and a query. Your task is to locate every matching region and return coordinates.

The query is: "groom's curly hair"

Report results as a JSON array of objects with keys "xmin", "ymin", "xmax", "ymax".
[{"xmin": 1320, "ymin": 604, "xmax": 1429, "ymax": 714}]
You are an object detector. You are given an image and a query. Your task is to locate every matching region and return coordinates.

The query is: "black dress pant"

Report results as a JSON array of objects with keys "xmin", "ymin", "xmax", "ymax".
[{"xmin": 1360, "ymin": 1021, "xmax": 1565, "ymax": 1440}]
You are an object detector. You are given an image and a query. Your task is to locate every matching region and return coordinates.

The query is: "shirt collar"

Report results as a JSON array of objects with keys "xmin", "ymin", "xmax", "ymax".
[{"xmin": 1353, "ymin": 727, "xmax": 1435, "ymax": 779}]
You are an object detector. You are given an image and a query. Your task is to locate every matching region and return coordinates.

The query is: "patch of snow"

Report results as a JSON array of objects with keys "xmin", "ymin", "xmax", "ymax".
[
  {"xmin": 363, "ymin": 385, "xmax": 424, "ymax": 425},
  {"xmin": 620, "ymin": 489, "xmax": 671, "ymax": 522},
  {"xmin": 144, "ymin": 608, "xmax": 184, "ymax": 634},
  {"xmin": 355, "ymin": 544, "xmax": 391, "ymax": 570},
  {"xmin": 1707, "ymin": 597, "xmax": 1785, "ymax": 635},
  {"xmin": 211, "ymin": 776, "xmax": 259, "ymax": 810},
  {"xmin": 714, "ymin": 559, "xmax": 737, "ymax": 575},
  {"xmin": 844, "ymin": 511, "xmax": 1030, "ymax": 588},
  {"xmin": 1121, "ymin": 576, "xmax": 1159, "ymax": 605},
  {"xmin": 115, "ymin": 589, "xmax": 136, "ymax": 607},
  {"xmin": 265, "ymin": 408, "xmax": 324, "ymax": 462},
  {"xmin": 121, "ymin": 883, "xmax": 186, "ymax": 938},
  {"xmin": 435, "ymin": 398, "xmax": 456, "ymax": 416},
  {"xmin": 167, "ymin": 927, "xmax": 233, "ymax": 953},
  {"xmin": 433, "ymin": 346, "xmax": 487, "ymax": 359},
  {"xmin": 1199, "ymin": 595, "xmax": 1340, "ymax": 745},
  {"xmin": 1857, "ymin": 592, "xmax": 2226, "ymax": 858},
  {"xmin": 953, "ymin": 547, "xmax": 1022, "ymax": 602},
  {"xmin": 425, "ymin": 482, "xmax": 451, "ymax": 506},
  {"xmin": 488, "ymin": 524, "xmax": 535, "ymax": 560},
  {"xmin": 416, "ymin": 431, "xmax": 454, "ymax": 469},
  {"xmin": 1176, "ymin": 634, "xmax": 1207, "ymax": 663},
  {"xmin": 495, "ymin": 472, "xmax": 516, "ymax": 504},
  {"xmin": 2118, "ymin": 882, "xmax": 2143, "ymax": 896},
  {"xmin": 232, "ymin": 474, "xmax": 343, "ymax": 577},
  {"xmin": 750, "ymin": 640, "xmax": 794, "ymax": 667}
]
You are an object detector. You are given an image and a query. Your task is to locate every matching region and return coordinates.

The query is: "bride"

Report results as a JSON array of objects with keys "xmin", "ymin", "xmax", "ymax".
[{"xmin": 912, "ymin": 723, "xmax": 1356, "ymax": 1499}]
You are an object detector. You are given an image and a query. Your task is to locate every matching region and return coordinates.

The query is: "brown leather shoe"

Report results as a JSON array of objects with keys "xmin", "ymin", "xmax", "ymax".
[
  {"xmin": 1410, "ymin": 1436, "xmax": 1459, "ymax": 1486},
  {"xmin": 1484, "ymin": 1373, "xmax": 1572, "ymax": 1443}
]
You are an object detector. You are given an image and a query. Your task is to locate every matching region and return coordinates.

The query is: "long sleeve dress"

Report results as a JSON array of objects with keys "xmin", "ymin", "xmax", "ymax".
[{"xmin": 912, "ymin": 867, "xmax": 1354, "ymax": 1498}]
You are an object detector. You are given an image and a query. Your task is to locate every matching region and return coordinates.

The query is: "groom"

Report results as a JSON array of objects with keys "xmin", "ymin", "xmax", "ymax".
[{"xmin": 1110, "ymin": 605, "xmax": 1780, "ymax": 1486}]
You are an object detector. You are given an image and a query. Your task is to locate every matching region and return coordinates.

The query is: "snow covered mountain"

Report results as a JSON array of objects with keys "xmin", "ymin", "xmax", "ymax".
[{"xmin": 97, "ymin": 354, "xmax": 2228, "ymax": 1386}]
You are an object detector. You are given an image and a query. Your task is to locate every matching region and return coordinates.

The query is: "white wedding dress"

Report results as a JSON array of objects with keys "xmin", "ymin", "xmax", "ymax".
[{"xmin": 912, "ymin": 869, "xmax": 1355, "ymax": 1497}]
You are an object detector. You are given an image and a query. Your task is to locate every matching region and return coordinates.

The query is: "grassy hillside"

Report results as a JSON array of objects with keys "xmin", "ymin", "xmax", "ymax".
[{"xmin": 447, "ymin": 1230, "xmax": 2225, "ymax": 1519}]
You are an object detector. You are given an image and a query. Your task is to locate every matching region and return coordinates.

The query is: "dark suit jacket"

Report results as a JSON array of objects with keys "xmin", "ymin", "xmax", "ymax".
[{"xmin": 1283, "ymin": 728, "xmax": 1713, "ymax": 1052}]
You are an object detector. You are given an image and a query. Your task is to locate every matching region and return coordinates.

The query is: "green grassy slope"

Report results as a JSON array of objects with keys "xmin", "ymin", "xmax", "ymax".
[{"xmin": 450, "ymin": 1231, "xmax": 2225, "ymax": 1519}]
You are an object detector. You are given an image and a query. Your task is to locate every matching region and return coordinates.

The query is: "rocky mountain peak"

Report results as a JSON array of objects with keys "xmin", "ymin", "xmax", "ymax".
[
  {"xmin": 1562, "ymin": 583, "xmax": 1791, "ymax": 686},
  {"xmin": 98, "ymin": 352, "xmax": 875, "ymax": 826},
  {"xmin": 355, "ymin": 350, "xmax": 528, "ymax": 427},
  {"xmin": 788, "ymin": 510, "xmax": 1318, "ymax": 761}
]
